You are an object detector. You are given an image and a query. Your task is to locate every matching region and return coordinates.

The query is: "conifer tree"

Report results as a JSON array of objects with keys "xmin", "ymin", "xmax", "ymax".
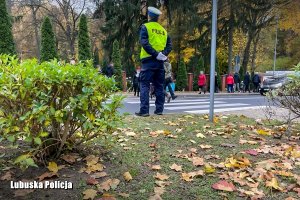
[
  {"xmin": 112, "ymin": 40, "xmax": 122, "ymax": 89},
  {"xmin": 176, "ymin": 59, "xmax": 188, "ymax": 91},
  {"xmin": 78, "ymin": 14, "xmax": 92, "ymax": 61},
  {"xmin": 0, "ymin": 0, "xmax": 16, "ymax": 55},
  {"xmin": 41, "ymin": 17, "xmax": 57, "ymax": 62},
  {"xmin": 193, "ymin": 56, "xmax": 205, "ymax": 91}
]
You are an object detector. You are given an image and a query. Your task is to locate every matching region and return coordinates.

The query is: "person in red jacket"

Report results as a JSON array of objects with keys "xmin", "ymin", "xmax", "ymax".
[
  {"xmin": 198, "ymin": 71, "xmax": 206, "ymax": 94},
  {"xmin": 226, "ymin": 73, "xmax": 235, "ymax": 93}
]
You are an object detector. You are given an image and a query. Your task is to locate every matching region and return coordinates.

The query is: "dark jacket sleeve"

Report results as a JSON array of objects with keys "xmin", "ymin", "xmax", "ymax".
[
  {"xmin": 162, "ymin": 35, "xmax": 172, "ymax": 56},
  {"xmin": 140, "ymin": 25, "xmax": 159, "ymax": 58}
]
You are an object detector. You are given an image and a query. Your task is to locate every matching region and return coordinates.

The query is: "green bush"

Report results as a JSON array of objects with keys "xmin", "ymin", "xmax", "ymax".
[
  {"xmin": 0, "ymin": 55, "xmax": 124, "ymax": 169},
  {"xmin": 176, "ymin": 59, "xmax": 188, "ymax": 91}
]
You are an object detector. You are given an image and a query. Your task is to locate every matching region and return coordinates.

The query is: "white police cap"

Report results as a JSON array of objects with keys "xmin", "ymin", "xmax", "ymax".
[{"xmin": 148, "ymin": 7, "xmax": 162, "ymax": 16}]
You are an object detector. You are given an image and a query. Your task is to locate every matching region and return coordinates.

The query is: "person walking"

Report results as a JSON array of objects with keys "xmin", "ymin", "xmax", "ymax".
[
  {"xmin": 243, "ymin": 72, "xmax": 251, "ymax": 93},
  {"xmin": 215, "ymin": 72, "xmax": 219, "ymax": 93},
  {"xmin": 164, "ymin": 60, "xmax": 177, "ymax": 103},
  {"xmin": 233, "ymin": 72, "xmax": 241, "ymax": 92},
  {"xmin": 252, "ymin": 72, "xmax": 260, "ymax": 92},
  {"xmin": 198, "ymin": 71, "xmax": 206, "ymax": 94},
  {"xmin": 135, "ymin": 6, "xmax": 172, "ymax": 117},
  {"xmin": 132, "ymin": 66, "xmax": 141, "ymax": 96},
  {"xmin": 106, "ymin": 62, "xmax": 115, "ymax": 78},
  {"xmin": 226, "ymin": 73, "xmax": 234, "ymax": 93}
]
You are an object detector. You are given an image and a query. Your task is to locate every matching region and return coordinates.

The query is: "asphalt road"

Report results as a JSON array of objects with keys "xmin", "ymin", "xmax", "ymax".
[{"xmin": 119, "ymin": 94, "xmax": 268, "ymax": 115}]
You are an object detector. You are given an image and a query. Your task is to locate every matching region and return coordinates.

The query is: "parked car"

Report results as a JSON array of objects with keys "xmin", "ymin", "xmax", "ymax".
[{"xmin": 260, "ymin": 76, "xmax": 291, "ymax": 95}]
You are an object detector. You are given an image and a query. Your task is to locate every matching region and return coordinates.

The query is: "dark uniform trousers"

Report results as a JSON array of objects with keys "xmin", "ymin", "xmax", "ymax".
[{"xmin": 139, "ymin": 59, "xmax": 165, "ymax": 114}]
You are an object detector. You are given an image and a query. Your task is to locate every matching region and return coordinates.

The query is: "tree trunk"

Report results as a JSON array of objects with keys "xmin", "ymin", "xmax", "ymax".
[
  {"xmin": 251, "ymin": 33, "xmax": 260, "ymax": 74},
  {"xmin": 242, "ymin": 32, "xmax": 254, "ymax": 74},
  {"xmin": 227, "ymin": 0, "xmax": 234, "ymax": 74},
  {"xmin": 31, "ymin": 7, "xmax": 41, "ymax": 60}
]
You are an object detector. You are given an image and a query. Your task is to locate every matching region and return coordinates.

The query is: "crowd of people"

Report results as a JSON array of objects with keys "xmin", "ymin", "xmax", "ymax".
[{"xmin": 225, "ymin": 72, "xmax": 261, "ymax": 93}]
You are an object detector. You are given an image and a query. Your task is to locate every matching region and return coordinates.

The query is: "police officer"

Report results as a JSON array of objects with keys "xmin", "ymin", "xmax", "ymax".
[{"xmin": 135, "ymin": 6, "xmax": 172, "ymax": 117}]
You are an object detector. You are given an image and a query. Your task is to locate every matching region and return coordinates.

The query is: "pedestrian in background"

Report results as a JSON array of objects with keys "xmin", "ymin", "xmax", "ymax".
[
  {"xmin": 233, "ymin": 72, "xmax": 241, "ymax": 92},
  {"xmin": 215, "ymin": 72, "xmax": 219, "ymax": 93},
  {"xmin": 243, "ymin": 72, "xmax": 251, "ymax": 93},
  {"xmin": 135, "ymin": 6, "xmax": 172, "ymax": 117},
  {"xmin": 198, "ymin": 71, "xmax": 206, "ymax": 94},
  {"xmin": 252, "ymin": 72, "xmax": 260, "ymax": 92},
  {"xmin": 164, "ymin": 60, "xmax": 177, "ymax": 103},
  {"xmin": 132, "ymin": 66, "xmax": 141, "ymax": 97},
  {"xmin": 226, "ymin": 73, "xmax": 234, "ymax": 93},
  {"xmin": 106, "ymin": 62, "xmax": 115, "ymax": 78}
]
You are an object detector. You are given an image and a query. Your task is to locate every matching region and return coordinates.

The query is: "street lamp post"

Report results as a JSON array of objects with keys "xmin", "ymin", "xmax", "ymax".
[
  {"xmin": 209, "ymin": 0, "xmax": 218, "ymax": 122},
  {"xmin": 273, "ymin": 15, "xmax": 279, "ymax": 77}
]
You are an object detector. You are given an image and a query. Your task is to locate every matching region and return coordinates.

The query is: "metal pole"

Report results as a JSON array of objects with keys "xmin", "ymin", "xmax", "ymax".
[
  {"xmin": 209, "ymin": 0, "xmax": 218, "ymax": 122},
  {"xmin": 273, "ymin": 16, "xmax": 279, "ymax": 77}
]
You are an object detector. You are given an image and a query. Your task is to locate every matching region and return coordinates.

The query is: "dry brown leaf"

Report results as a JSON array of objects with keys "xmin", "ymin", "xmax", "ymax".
[
  {"xmin": 154, "ymin": 187, "xmax": 165, "ymax": 195},
  {"xmin": 181, "ymin": 173, "xmax": 193, "ymax": 182},
  {"xmin": 85, "ymin": 155, "xmax": 99, "ymax": 166},
  {"xmin": 61, "ymin": 154, "xmax": 79, "ymax": 164},
  {"xmin": 86, "ymin": 163, "xmax": 104, "ymax": 174},
  {"xmin": 212, "ymin": 180, "xmax": 236, "ymax": 192},
  {"xmin": 155, "ymin": 173, "xmax": 169, "ymax": 181},
  {"xmin": 82, "ymin": 189, "xmax": 98, "ymax": 200},
  {"xmin": 86, "ymin": 177, "xmax": 99, "ymax": 185},
  {"xmin": 91, "ymin": 172, "xmax": 107, "ymax": 179},
  {"xmin": 14, "ymin": 189, "xmax": 34, "ymax": 197},
  {"xmin": 199, "ymin": 144, "xmax": 212, "ymax": 149},
  {"xmin": 0, "ymin": 171, "xmax": 12, "ymax": 181},
  {"xmin": 37, "ymin": 172, "xmax": 58, "ymax": 181},
  {"xmin": 170, "ymin": 163, "xmax": 182, "ymax": 172},
  {"xmin": 125, "ymin": 131, "xmax": 136, "ymax": 137},
  {"xmin": 151, "ymin": 165, "xmax": 161, "ymax": 170},
  {"xmin": 123, "ymin": 172, "xmax": 133, "ymax": 182},
  {"xmin": 149, "ymin": 194, "xmax": 163, "ymax": 200},
  {"xmin": 191, "ymin": 157, "xmax": 204, "ymax": 166}
]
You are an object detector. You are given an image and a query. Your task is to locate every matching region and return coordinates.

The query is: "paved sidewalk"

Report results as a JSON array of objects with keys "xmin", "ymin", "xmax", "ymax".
[{"xmin": 121, "ymin": 91, "xmax": 261, "ymax": 97}]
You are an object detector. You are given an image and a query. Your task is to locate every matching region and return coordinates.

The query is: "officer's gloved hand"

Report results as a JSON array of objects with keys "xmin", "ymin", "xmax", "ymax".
[{"xmin": 156, "ymin": 52, "xmax": 167, "ymax": 61}]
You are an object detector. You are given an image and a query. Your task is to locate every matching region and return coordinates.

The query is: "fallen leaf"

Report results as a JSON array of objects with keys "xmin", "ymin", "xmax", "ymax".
[
  {"xmin": 0, "ymin": 171, "xmax": 12, "ymax": 181},
  {"xmin": 190, "ymin": 139, "xmax": 197, "ymax": 144},
  {"xmin": 37, "ymin": 172, "xmax": 58, "ymax": 181},
  {"xmin": 170, "ymin": 163, "xmax": 182, "ymax": 172},
  {"xmin": 154, "ymin": 187, "xmax": 165, "ymax": 195},
  {"xmin": 266, "ymin": 178, "xmax": 283, "ymax": 191},
  {"xmin": 91, "ymin": 172, "xmax": 107, "ymax": 179},
  {"xmin": 212, "ymin": 180, "xmax": 236, "ymax": 192},
  {"xmin": 155, "ymin": 173, "xmax": 169, "ymax": 181},
  {"xmin": 85, "ymin": 155, "xmax": 99, "ymax": 166},
  {"xmin": 86, "ymin": 163, "xmax": 104, "ymax": 174},
  {"xmin": 125, "ymin": 131, "xmax": 136, "ymax": 137},
  {"xmin": 86, "ymin": 177, "xmax": 99, "ymax": 185},
  {"xmin": 151, "ymin": 165, "xmax": 161, "ymax": 170},
  {"xmin": 149, "ymin": 194, "xmax": 163, "ymax": 200},
  {"xmin": 191, "ymin": 157, "xmax": 204, "ymax": 166},
  {"xmin": 47, "ymin": 161, "xmax": 59, "ymax": 173},
  {"xmin": 61, "ymin": 154, "xmax": 79, "ymax": 164},
  {"xmin": 204, "ymin": 164, "xmax": 216, "ymax": 174},
  {"xmin": 123, "ymin": 172, "xmax": 133, "ymax": 182},
  {"xmin": 244, "ymin": 149, "xmax": 258, "ymax": 156},
  {"xmin": 14, "ymin": 189, "xmax": 34, "ymax": 197},
  {"xmin": 196, "ymin": 133, "xmax": 206, "ymax": 138},
  {"xmin": 257, "ymin": 129, "xmax": 271, "ymax": 136},
  {"xmin": 82, "ymin": 189, "xmax": 98, "ymax": 200},
  {"xmin": 98, "ymin": 179, "xmax": 120, "ymax": 192},
  {"xmin": 181, "ymin": 173, "xmax": 193, "ymax": 182},
  {"xmin": 200, "ymin": 144, "xmax": 212, "ymax": 149}
]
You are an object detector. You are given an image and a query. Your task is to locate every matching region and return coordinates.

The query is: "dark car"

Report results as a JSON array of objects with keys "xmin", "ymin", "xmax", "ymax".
[{"xmin": 260, "ymin": 76, "xmax": 291, "ymax": 95}]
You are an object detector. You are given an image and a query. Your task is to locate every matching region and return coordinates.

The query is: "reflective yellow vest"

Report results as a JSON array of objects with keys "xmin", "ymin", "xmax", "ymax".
[{"xmin": 140, "ymin": 22, "xmax": 168, "ymax": 60}]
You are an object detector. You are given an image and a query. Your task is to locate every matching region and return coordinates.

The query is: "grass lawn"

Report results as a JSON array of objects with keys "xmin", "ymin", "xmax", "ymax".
[{"xmin": 0, "ymin": 114, "xmax": 300, "ymax": 200}]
